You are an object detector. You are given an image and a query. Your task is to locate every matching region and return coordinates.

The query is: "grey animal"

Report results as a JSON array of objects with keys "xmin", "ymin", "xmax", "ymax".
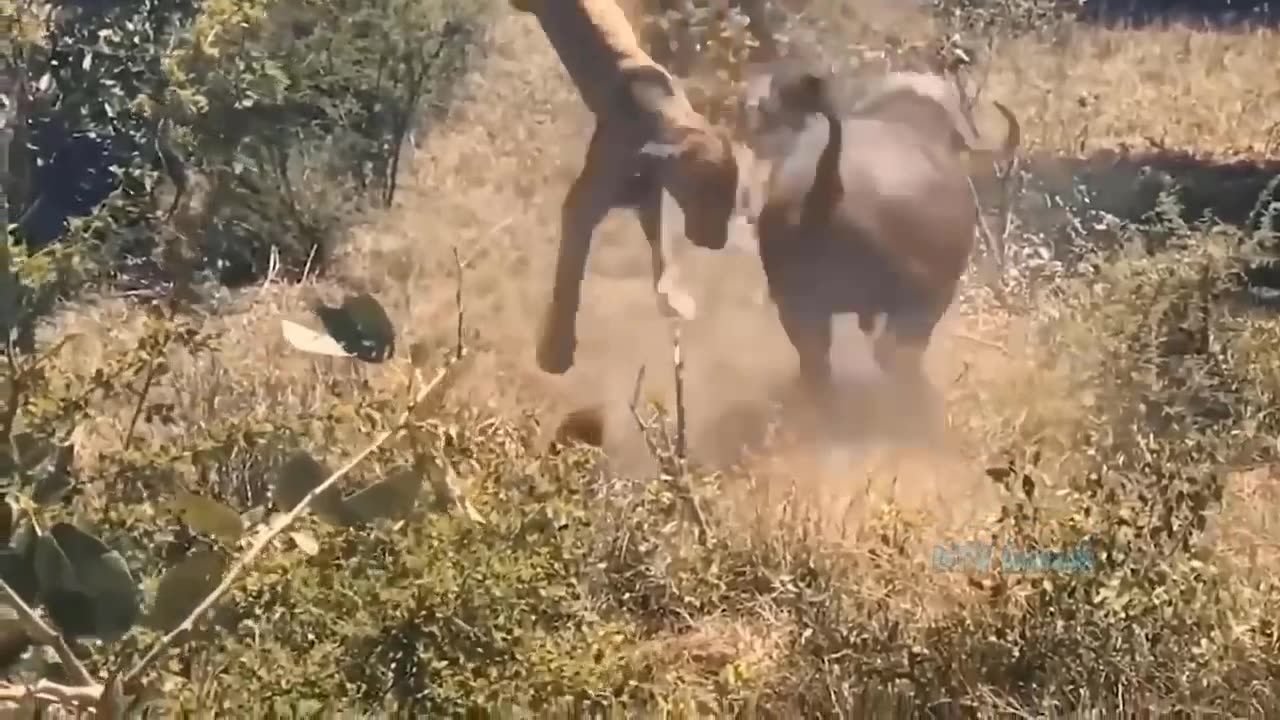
[{"xmin": 743, "ymin": 67, "xmax": 1021, "ymax": 420}]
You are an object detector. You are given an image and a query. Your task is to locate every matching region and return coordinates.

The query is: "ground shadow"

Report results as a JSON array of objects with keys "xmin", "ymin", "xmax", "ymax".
[
  {"xmin": 973, "ymin": 147, "xmax": 1280, "ymax": 295},
  {"xmin": 1076, "ymin": 0, "xmax": 1280, "ymax": 28}
]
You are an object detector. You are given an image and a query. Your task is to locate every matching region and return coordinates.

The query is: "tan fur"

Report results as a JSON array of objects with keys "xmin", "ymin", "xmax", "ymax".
[{"xmin": 512, "ymin": 0, "xmax": 746, "ymax": 376}]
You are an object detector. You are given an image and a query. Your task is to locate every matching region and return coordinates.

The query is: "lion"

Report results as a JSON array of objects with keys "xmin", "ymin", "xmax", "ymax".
[{"xmin": 511, "ymin": 0, "xmax": 746, "ymax": 376}]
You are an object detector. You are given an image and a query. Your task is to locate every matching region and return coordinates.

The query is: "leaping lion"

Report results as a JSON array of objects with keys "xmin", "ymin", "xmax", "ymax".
[{"xmin": 511, "ymin": 0, "xmax": 745, "ymax": 376}]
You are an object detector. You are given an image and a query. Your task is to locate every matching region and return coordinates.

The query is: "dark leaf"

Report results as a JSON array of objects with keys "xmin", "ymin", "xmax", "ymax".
[
  {"xmin": 149, "ymin": 549, "xmax": 226, "ymax": 633},
  {"xmin": 43, "ymin": 588, "xmax": 99, "ymax": 638},
  {"xmin": 0, "ymin": 547, "xmax": 39, "ymax": 605},
  {"xmin": 273, "ymin": 451, "xmax": 352, "ymax": 526},
  {"xmin": 343, "ymin": 466, "xmax": 422, "ymax": 524},
  {"xmin": 34, "ymin": 534, "xmax": 77, "ymax": 595},
  {"xmin": 0, "ymin": 500, "xmax": 13, "ymax": 545},
  {"xmin": 314, "ymin": 292, "xmax": 396, "ymax": 363},
  {"xmin": 48, "ymin": 524, "xmax": 140, "ymax": 641}
]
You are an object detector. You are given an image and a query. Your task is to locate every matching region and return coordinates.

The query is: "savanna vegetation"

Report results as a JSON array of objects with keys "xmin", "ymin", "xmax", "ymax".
[{"xmin": 2, "ymin": 0, "xmax": 1280, "ymax": 715}]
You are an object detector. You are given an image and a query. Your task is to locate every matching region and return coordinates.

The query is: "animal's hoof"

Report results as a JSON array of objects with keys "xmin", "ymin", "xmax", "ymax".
[
  {"xmin": 536, "ymin": 328, "xmax": 576, "ymax": 375},
  {"xmin": 658, "ymin": 287, "xmax": 698, "ymax": 321},
  {"xmin": 656, "ymin": 272, "xmax": 698, "ymax": 320}
]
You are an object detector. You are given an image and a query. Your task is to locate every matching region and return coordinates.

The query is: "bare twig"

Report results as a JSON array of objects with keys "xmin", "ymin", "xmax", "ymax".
[
  {"xmin": 122, "ymin": 353, "xmax": 162, "ymax": 453},
  {"xmin": 951, "ymin": 330, "xmax": 1009, "ymax": 355},
  {"xmin": 123, "ymin": 364, "xmax": 451, "ymax": 687},
  {"xmin": 457, "ymin": 217, "xmax": 513, "ymax": 271},
  {"xmin": 627, "ymin": 356, "xmax": 709, "ymax": 544},
  {"xmin": 670, "ymin": 323, "xmax": 686, "ymax": 462},
  {"xmin": 0, "ymin": 579, "xmax": 94, "ymax": 687},
  {"xmin": 452, "ymin": 246, "xmax": 465, "ymax": 361}
]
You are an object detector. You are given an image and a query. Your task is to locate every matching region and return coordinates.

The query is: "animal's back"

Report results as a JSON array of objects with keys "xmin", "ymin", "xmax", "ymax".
[{"xmin": 760, "ymin": 116, "xmax": 976, "ymax": 319}]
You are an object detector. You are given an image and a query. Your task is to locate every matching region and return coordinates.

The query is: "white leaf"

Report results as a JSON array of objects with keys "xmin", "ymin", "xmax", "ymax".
[
  {"xmin": 281, "ymin": 319, "xmax": 352, "ymax": 357},
  {"xmin": 288, "ymin": 531, "xmax": 319, "ymax": 556}
]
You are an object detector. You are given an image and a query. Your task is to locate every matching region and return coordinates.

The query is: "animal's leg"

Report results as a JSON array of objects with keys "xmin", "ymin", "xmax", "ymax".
[
  {"xmin": 870, "ymin": 310, "xmax": 932, "ymax": 385},
  {"xmin": 872, "ymin": 309, "xmax": 945, "ymax": 439},
  {"xmin": 637, "ymin": 183, "xmax": 697, "ymax": 321},
  {"xmin": 538, "ymin": 127, "xmax": 634, "ymax": 375},
  {"xmin": 776, "ymin": 299, "xmax": 833, "ymax": 401}
]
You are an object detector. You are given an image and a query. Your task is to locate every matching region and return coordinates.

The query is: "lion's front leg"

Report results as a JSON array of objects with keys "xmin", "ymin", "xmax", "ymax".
[
  {"xmin": 538, "ymin": 126, "xmax": 634, "ymax": 375},
  {"xmin": 637, "ymin": 181, "xmax": 697, "ymax": 322}
]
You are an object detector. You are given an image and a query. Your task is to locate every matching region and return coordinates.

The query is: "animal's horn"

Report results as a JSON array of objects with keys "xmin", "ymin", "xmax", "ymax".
[
  {"xmin": 992, "ymin": 100, "xmax": 1021, "ymax": 160},
  {"xmin": 957, "ymin": 100, "xmax": 1020, "ymax": 163}
]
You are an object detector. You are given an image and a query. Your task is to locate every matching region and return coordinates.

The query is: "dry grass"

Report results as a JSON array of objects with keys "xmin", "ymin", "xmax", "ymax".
[
  {"xmin": 31, "ymin": 9, "xmax": 1280, "ymax": 709},
  {"xmin": 46, "ymin": 8, "xmax": 1280, "ymax": 531}
]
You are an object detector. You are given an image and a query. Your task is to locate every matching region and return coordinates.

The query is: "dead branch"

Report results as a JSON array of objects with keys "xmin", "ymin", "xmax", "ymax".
[
  {"xmin": 0, "ymin": 580, "xmax": 93, "ymax": 687},
  {"xmin": 452, "ymin": 246, "xmax": 465, "ymax": 361},
  {"xmin": 627, "ymin": 338, "xmax": 710, "ymax": 544},
  {"xmin": 670, "ymin": 322, "xmax": 687, "ymax": 461}
]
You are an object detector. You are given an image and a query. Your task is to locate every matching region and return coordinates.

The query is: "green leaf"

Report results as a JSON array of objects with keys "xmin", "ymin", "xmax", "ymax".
[
  {"xmin": 172, "ymin": 490, "xmax": 244, "ymax": 543},
  {"xmin": 343, "ymin": 466, "xmax": 422, "ymax": 524},
  {"xmin": 287, "ymin": 531, "xmax": 319, "ymax": 556},
  {"xmin": 273, "ymin": 452, "xmax": 351, "ymax": 526},
  {"xmin": 149, "ymin": 549, "xmax": 227, "ymax": 633},
  {"xmin": 47, "ymin": 524, "xmax": 139, "ymax": 641},
  {"xmin": 314, "ymin": 292, "xmax": 396, "ymax": 363}
]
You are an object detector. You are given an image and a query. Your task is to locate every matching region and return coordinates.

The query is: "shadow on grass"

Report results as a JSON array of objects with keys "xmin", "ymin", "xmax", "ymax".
[
  {"xmin": 1077, "ymin": 0, "xmax": 1280, "ymax": 28},
  {"xmin": 971, "ymin": 147, "xmax": 1280, "ymax": 299}
]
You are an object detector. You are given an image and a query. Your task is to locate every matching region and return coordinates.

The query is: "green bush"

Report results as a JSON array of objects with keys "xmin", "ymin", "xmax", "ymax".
[{"xmin": 5, "ymin": 0, "xmax": 492, "ymax": 291}]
